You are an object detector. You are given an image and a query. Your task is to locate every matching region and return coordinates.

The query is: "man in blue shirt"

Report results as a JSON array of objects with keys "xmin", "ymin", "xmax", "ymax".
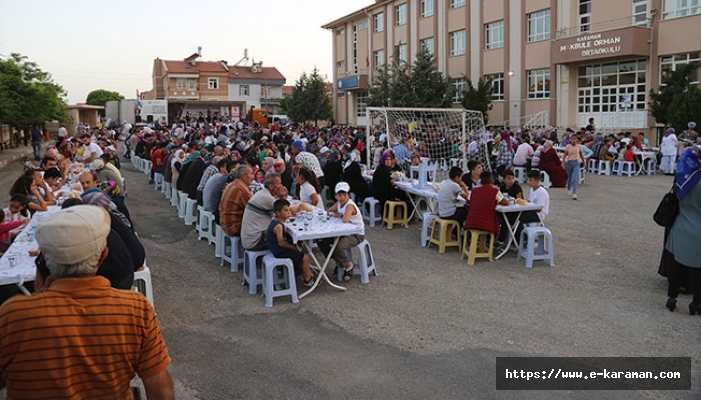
[
  {"xmin": 31, "ymin": 124, "xmax": 43, "ymax": 160},
  {"xmin": 393, "ymin": 139, "xmax": 411, "ymax": 170}
]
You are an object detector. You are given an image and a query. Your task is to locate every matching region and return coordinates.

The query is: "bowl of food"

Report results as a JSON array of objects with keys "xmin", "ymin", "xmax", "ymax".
[{"xmin": 515, "ymin": 198, "xmax": 528, "ymax": 206}]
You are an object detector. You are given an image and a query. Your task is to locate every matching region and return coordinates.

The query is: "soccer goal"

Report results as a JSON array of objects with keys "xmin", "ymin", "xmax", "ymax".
[{"xmin": 365, "ymin": 107, "xmax": 489, "ymax": 180}]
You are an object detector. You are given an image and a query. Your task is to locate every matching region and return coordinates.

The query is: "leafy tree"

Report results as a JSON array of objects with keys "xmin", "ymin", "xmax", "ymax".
[
  {"xmin": 279, "ymin": 94, "xmax": 292, "ymax": 115},
  {"xmin": 0, "ymin": 53, "xmax": 68, "ymax": 132},
  {"xmin": 367, "ymin": 66, "xmax": 392, "ymax": 107},
  {"xmin": 649, "ymin": 62, "xmax": 700, "ymax": 126},
  {"xmin": 667, "ymin": 85, "xmax": 701, "ymax": 134},
  {"xmin": 461, "ymin": 77, "xmax": 494, "ymax": 124},
  {"xmin": 411, "ymin": 47, "xmax": 454, "ymax": 108},
  {"xmin": 388, "ymin": 45, "xmax": 415, "ymax": 108},
  {"xmin": 286, "ymin": 69, "xmax": 332, "ymax": 124},
  {"xmin": 86, "ymin": 89, "xmax": 124, "ymax": 116}
]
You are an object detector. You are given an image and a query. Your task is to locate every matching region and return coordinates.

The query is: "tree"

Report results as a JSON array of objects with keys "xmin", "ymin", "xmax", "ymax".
[
  {"xmin": 411, "ymin": 47, "xmax": 454, "ymax": 108},
  {"xmin": 286, "ymin": 69, "xmax": 332, "ymax": 125},
  {"xmin": 86, "ymin": 89, "xmax": 124, "ymax": 116},
  {"xmin": 649, "ymin": 62, "xmax": 700, "ymax": 126},
  {"xmin": 461, "ymin": 77, "xmax": 494, "ymax": 124},
  {"xmin": 279, "ymin": 94, "xmax": 292, "ymax": 115},
  {"xmin": 0, "ymin": 53, "xmax": 68, "ymax": 132},
  {"xmin": 367, "ymin": 66, "xmax": 392, "ymax": 107},
  {"xmin": 667, "ymin": 85, "xmax": 701, "ymax": 133}
]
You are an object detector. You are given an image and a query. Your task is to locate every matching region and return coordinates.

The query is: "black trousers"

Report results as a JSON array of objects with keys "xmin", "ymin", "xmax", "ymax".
[{"xmin": 668, "ymin": 260, "xmax": 701, "ymax": 304}]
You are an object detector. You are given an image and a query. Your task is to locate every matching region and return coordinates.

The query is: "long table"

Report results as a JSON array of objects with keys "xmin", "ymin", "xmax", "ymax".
[
  {"xmin": 0, "ymin": 206, "xmax": 61, "ymax": 292},
  {"xmin": 284, "ymin": 208, "xmax": 364, "ymax": 299}
]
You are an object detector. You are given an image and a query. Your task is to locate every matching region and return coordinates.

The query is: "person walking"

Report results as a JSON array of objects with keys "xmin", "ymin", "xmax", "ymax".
[
  {"xmin": 563, "ymin": 136, "xmax": 584, "ymax": 200},
  {"xmin": 31, "ymin": 124, "xmax": 43, "ymax": 160},
  {"xmin": 660, "ymin": 128, "xmax": 678, "ymax": 175},
  {"xmin": 665, "ymin": 146, "xmax": 701, "ymax": 315}
]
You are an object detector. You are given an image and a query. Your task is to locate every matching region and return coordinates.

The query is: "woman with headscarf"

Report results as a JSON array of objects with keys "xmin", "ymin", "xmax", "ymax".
[
  {"xmin": 170, "ymin": 149, "xmax": 186, "ymax": 187},
  {"xmin": 343, "ymin": 150, "xmax": 370, "ymax": 204},
  {"xmin": 371, "ymin": 150, "xmax": 412, "ymax": 212},
  {"xmin": 660, "ymin": 128, "xmax": 678, "ymax": 175},
  {"xmin": 665, "ymin": 146, "xmax": 701, "ymax": 314},
  {"xmin": 536, "ymin": 140, "xmax": 567, "ymax": 187},
  {"xmin": 262, "ymin": 156, "xmax": 275, "ymax": 176},
  {"xmin": 496, "ymin": 130, "xmax": 514, "ymax": 175}
]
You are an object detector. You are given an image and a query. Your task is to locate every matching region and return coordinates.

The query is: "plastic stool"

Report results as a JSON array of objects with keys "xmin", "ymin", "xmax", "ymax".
[
  {"xmin": 162, "ymin": 181, "xmax": 171, "ymax": 199},
  {"xmin": 337, "ymin": 239, "xmax": 378, "ymax": 284},
  {"xmin": 539, "ymin": 170, "xmax": 552, "ymax": 188},
  {"xmin": 214, "ymin": 224, "xmax": 224, "ymax": 258},
  {"xmin": 220, "ymin": 229, "xmax": 245, "ymax": 272},
  {"xmin": 588, "ymin": 159, "xmax": 599, "ymax": 174},
  {"xmin": 461, "ymin": 229, "xmax": 495, "ymax": 265},
  {"xmin": 618, "ymin": 161, "xmax": 635, "ymax": 177},
  {"xmin": 154, "ymin": 172, "xmax": 163, "ymax": 190},
  {"xmin": 362, "ymin": 197, "xmax": 382, "ymax": 227},
  {"xmin": 517, "ymin": 226, "xmax": 555, "ymax": 268},
  {"xmin": 133, "ymin": 266, "xmax": 154, "ymax": 307},
  {"xmin": 177, "ymin": 191, "xmax": 187, "ymax": 218},
  {"xmin": 143, "ymin": 160, "xmax": 152, "ymax": 174},
  {"xmin": 243, "ymin": 249, "xmax": 271, "ymax": 294},
  {"xmin": 262, "ymin": 254, "xmax": 300, "ymax": 307},
  {"xmin": 514, "ymin": 167, "xmax": 527, "ymax": 184},
  {"xmin": 421, "ymin": 212, "xmax": 439, "ymax": 247},
  {"xmin": 598, "ymin": 160, "xmax": 612, "ymax": 175},
  {"xmin": 184, "ymin": 198, "xmax": 198, "ymax": 226},
  {"xmin": 382, "ymin": 201, "xmax": 409, "ymax": 229},
  {"xmin": 170, "ymin": 185, "xmax": 179, "ymax": 207},
  {"xmin": 132, "ymin": 156, "xmax": 142, "ymax": 172},
  {"xmin": 197, "ymin": 206, "xmax": 216, "ymax": 244},
  {"xmin": 579, "ymin": 167, "xmax": 586, "ymax": 184},
  {"xmin": 427, "ymin": 218, "xmax": 461, "ymax": 253},
  {"xmin": 644, "ymin": 159, "xmax": 657, "ymax": 175}
]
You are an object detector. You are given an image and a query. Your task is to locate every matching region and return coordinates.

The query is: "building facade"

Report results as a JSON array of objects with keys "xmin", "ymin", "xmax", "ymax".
[
  {"xmin": 151, "ymin": 53, "xmax": 286, "ymax": 122},
  {"xmin": 323, "ymin": 0, "xmax": 701, "ymax": 136}
]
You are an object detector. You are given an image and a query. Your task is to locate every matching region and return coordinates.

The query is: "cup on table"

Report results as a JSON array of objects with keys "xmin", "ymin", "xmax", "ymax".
[{"xmin": 7, "ymin": 253, "xmax": 19, "ymax": 268}]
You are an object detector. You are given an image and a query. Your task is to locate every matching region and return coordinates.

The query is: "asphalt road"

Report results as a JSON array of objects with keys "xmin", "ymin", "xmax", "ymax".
[{"xmin": 1, "ymin": 154, "xmax": 699, "ymax": 399}]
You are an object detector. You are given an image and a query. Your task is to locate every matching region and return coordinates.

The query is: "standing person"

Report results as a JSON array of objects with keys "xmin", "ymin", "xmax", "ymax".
[
  {"xmin": 665, "ymin": 146, "xmax": 701, "ymax": 314},
  {"xmin": 57, "ymin": 124, "xmax": 68, "ymax": 142},
  {"xmin": 31, "ymin": 124, "xmax": 43, "ymax": 160},
  {"xmin": 563, "ymin": 136, "xmax": 584, "ymax": 200},
  {"xmin": 0, "ymin": 205, "xmax": 173, "ymax": 399},
  {"xmin": 660, "ymin": 128, "xmax": 679, "ymax": 175},
  {"xmin": 679, "ymin": 121, "xmax": 698, "ymax": 143},
  {"xmin": 319, "ymin": 182, "xmax": 365, "ymax": 282},
  {"xmin": 495, "ymin": 130, "xmax": 514, "ymax": 176}
]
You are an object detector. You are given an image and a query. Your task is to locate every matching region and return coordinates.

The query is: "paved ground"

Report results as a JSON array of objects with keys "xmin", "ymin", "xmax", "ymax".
[{"xmin": 0, "ymin": 146, "xmax": 699, "ymax": 399}]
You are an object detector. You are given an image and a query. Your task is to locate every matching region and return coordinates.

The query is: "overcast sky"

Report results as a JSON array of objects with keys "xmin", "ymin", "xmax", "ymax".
[{"xmin": 0, "ymin": 0, "xmax": 370, "ymax": 104}]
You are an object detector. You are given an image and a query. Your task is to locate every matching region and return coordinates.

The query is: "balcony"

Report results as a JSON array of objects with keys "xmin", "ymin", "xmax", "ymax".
[
  {"xmin": 551, "ymin": 16, "xmax": 651, "ymax": 65},
  {"xmin": 167, "ymin": 90, "xmax": 199, "ymax": 100}
]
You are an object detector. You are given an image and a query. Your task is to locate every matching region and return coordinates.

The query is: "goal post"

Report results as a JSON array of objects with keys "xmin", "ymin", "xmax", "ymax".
[{"xmin": 365, "ymin": 107, "xmax": 489, "ymax": 181}]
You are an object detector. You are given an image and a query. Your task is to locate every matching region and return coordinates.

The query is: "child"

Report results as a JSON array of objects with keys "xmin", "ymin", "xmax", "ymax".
[
  {"xmin": 0, "ymin": 206, "xmax": 29, "ymax": 254},
  {"xmin": 266, "ymin": 199, "xmax": 315, "ymax": 286},
  {"xmin": 3, "ymin": 194, "xmax": 30, "ymax": 237},
  {"xmin": 499, "ymin": 170, "xmax": 523, "ymax": 200},
  {"xmin": 319, "ymin": 182, "xmax": 365, "ymax": 282},
  {"xmin": 525, "ymin": 169, "xmax": 550, "ymax": 223},
  {"xmin": 624, "ymin": 144, "xmax": 635, "ymax": 162}
]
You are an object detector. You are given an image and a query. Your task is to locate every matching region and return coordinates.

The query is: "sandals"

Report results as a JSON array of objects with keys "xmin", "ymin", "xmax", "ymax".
[{"xmin": 343, "ymin": 263, "xmax": 354, "ymax": 282}]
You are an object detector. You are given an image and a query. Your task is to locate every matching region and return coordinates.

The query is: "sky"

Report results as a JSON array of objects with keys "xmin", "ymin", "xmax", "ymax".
[{"xmin": 0, "ymin": 0, "xmax": 371, "ymax": 104}]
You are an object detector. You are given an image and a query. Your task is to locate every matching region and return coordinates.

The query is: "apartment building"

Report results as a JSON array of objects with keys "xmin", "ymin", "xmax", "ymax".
[
  {"xmin": 151, "ymin": 53, "xmax": 286, "ymax": 122},
  {"xmin": 323, "ymin": 0, "xmax": 701, "ymax": 136}
]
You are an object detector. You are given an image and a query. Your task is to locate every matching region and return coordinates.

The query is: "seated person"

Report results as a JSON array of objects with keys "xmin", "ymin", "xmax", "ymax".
[
  {"xmin": 513, "ymin": 139, "xmax": 534, "ymax": 170},
  {"xmin": 318, "ymin": 182, "xmax": 365, "ymax": 282},
  {"xmin": 461, "ymin": 160, "xmax": 483, "ymax": 189},
  {"xmin": 536, "ymin": 140, "xmax": 567, "ymax": 187},
  {"xmin": 266, "ymin": 199, "xmax": 315, "ymax": 287},
  {"xmin": 499, "ymin": 170, "xmax": 523, "ymax": 200},
  {"xmin": 465, "ymin": 171, "xmax": 510, "ymax": 238},
  {"xmin": 624, "ymin": 144, "xmax": 635, "ymax": 162},
  {"xmin": 42, "ymin": 168, "xmax": 63, "ymax": 193},
  {"xmin": 437, "ymin": 167, "xmax": 470, "ymax": 226},
  {"xmin": 598, "ymin": 138, "xmax": 616, "ymax": 162},
  {"xmin": 295, "ymin": 167, "xmax": 323, "ymax": 209}
]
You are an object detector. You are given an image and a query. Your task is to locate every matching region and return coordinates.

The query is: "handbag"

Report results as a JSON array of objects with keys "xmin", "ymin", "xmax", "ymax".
[{"xmin": 653, "ymin": 180, "xmax": 679, "ymax": 228}]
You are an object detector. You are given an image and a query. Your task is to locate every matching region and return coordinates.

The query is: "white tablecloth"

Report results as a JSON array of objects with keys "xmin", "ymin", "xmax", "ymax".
[
  {"xmin": 284, "ymin": 212, "xmax": 363, "ymax": 243},
  {"xmin": 0, "ymin": 206, "xmax": 61, "ymax": 286}
]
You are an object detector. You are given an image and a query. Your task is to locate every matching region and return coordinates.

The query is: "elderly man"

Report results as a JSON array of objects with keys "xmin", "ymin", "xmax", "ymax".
[
  {"xmin": 273, "ymin": 158, "xmax": 294, "ymax": 191},
  {"xmin": 219, "ymin": 164, "xmax": 254, "ymax": 235},
  {"xmin": 0, "ymin": 205, "xmax": 173, "ymax": 398},
  {"xmin": 240, "ymin": 173, "xmax": 311, "ymax": 250},
  {"xmin": 79, "ymin": 171, "xmax": 132, "ymax": 229},
  {"xmin": 203, "ymin": 159, "xmax": 235, "ymax": 215}
]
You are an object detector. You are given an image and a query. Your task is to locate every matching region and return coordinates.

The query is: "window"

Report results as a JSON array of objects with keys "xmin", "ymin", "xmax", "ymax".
[
  {"xmin": 337, "ymin": 28, "xmax": 345, "ymax": 35},
  {"xmin": 661, "ymin": 52, "xmax": 700, "ymax": 84},
  {"xmin": 528, "ymin": 10, "xmax": 551, "ymax": 42},
  {"xmin": 208, "ymin": 78, "xmax": 218, "ymax": 90},
  {"xmin": 354, "ymin": 21, "xmax": 368, "ymax": 30},
  {"xmin": 663, "ymin": 0, "xmax": 701, "ymax": 19},
  {"xmin": 374, "ymin": 50, "xmax": 385, "ymax": 69},
  {"xmin": 396, "ymin": 43, "xmax": 408, "ymax": 63},
  {"xmin": 187, "ymin": 80, "xmax": 196, "ymax": 91},
  {"xmin": 527, "ymin": 69, "xmax": 550, "ymax": 99},
  {"xmin": 421, "ymin": 37, "xmax": 435, "ymax": 55},
  {"xmin": 577, "ymin": 60, "xmax": 647, "ymax": 113},
  {"xmin": 633, "ymin": 0, "xmax": 649, "ymax": 26},
  {"xmin": 451, "ymin": 0, "xmax": 466, "ymax": 8},
  {"xmin": 396, "ymin": 4, "xmax": 407, "ymax": 25},
  {"xmin": 356, "ymin": 92, "xmax": 369, "ymax": 118},
  {"xmin": 485, "ymin": 21, "xmax": 504, "ymax": 50},
  {"xmin": 176, "ymin": 78, "xmax": 187, "ymax": 89},
  {"xmin": 374, "ymin": 13, "xmax": 384, "ymax": 32},
  {"xmin": 338, "ymin": 92, "xmax": 346, "ymax": 99},
  {"xmin": 486, "ymin": 73, "xmax": 504, "ymax": 101},
  {"xmin": 450, "ymin": 30, "xmax": 466, "ymax": 56},
  {"xmin": 239, "ymin": 85, "xmax": 249, "ymax": 96},
  {"xmin": 337, "ymin": 60, "xmax": 346, "ymax": 68},
  {"xmin": 452, "ymin": 78, "xmax": 466, "ymax": 103},
  {"xmin": 579, "ymin": 0, "xmax": 591, "ymax": 33},
  {"xmin": 421, "ymin": 0, "xmax": 434, "ymax": 17}
]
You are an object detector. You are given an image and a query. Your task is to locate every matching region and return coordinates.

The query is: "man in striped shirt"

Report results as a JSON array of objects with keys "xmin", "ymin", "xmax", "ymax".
[{"xmin": 0, "ymin": 205, "xmax": 173, "ymax": 399}]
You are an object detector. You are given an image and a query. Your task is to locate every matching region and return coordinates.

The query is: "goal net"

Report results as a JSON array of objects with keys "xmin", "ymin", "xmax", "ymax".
[{"xmin": 365, "ymin": 107, "xmax": 489, "ymax": 181}]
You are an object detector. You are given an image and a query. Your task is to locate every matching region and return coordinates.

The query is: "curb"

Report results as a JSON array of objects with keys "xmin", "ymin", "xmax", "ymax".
[{"xmin": 0, "ymin": 147, "xmax": 34, "ymax": 171}]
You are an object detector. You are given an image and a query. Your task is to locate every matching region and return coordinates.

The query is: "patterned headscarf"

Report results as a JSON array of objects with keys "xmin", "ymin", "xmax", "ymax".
[{"xmin": 499, "ymin": 130, "xmax": 511, "ymax": 151}]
